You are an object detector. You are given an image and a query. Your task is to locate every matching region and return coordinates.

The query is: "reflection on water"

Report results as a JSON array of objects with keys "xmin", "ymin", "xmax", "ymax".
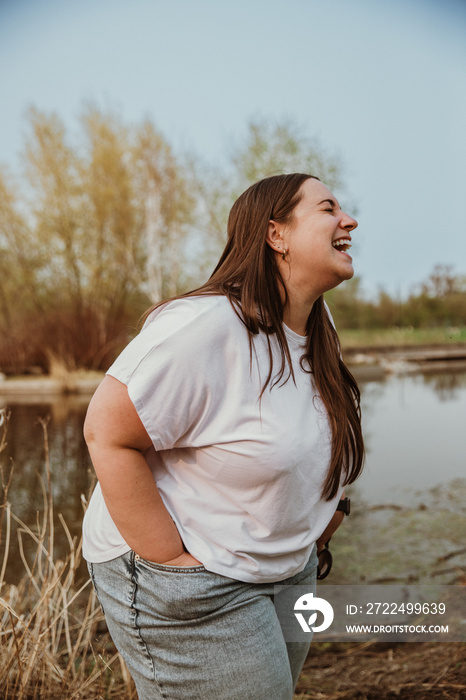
[
  {"xmin": 1, "ymin": 369, "xmax": 465, "ymax": 583},
  {"xmin": 0, "ymin": 397, "xmax": 94, "ymax": 583},
  {"xmin": 349, "ymin": 368, "xmax": 466, "ymax": 506},
  {"xmin": 1, "ymin": 398, "xmax": 93, "ymax": 523},
  {"xmin": 421, "ymin": 370, "xmax": 466, "ymax": 401}
]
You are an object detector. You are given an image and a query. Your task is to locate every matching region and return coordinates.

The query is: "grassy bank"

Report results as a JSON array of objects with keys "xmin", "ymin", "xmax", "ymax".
[
  {"xmin": 339, "ymin": 326, "xmax": 466, "ymax": 349},
  {"xmin": 2, "ymin": 330, "xmax": 466, "ymax": 391}
]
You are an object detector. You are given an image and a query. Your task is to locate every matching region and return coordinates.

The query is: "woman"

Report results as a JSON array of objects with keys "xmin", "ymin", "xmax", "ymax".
[{"xmin": 83, "ymin": 173, "xmax": 364, "ymax": 699}]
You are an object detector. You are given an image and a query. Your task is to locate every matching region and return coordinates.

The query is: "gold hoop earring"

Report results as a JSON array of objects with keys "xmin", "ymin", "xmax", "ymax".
[{"xmin": 281, "ymin": 249, "xmax": 287, "ymax": 260}]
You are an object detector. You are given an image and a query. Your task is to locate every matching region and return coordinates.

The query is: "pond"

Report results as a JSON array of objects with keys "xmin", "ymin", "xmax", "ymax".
[
  {"xmin": 1, "ymin": 368, "xmax": 465, "ymax": 584},
  {"xmin": 352, "ymin": 369, "xmax": 466, "ymax": 506}
]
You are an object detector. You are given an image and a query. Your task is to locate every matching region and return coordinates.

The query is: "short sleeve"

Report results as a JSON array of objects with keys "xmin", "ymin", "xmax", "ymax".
[{"xmin": 106, "ymin": 297, "xmax": 239, "ymax": 451}]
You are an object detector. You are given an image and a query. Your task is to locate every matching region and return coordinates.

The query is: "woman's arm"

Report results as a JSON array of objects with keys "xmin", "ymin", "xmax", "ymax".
[
  {"xmin": 315, "ymin": 495, "xmax": 346, "ymax": 554},
  {"xmin": 84, "ymin": 375, "xmax": 201, "ymax": 566}
]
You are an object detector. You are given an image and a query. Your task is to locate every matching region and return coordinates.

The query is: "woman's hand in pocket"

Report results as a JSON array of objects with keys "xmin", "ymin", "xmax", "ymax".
[{"xmin": 160, "ymin": 551, "xmax": 203, "ymax": 567}]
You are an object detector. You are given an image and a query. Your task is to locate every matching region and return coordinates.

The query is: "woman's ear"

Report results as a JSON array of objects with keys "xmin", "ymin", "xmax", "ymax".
[{"xmin": 266, "ymin": 220, "xmax": 285, "ymax": 254}]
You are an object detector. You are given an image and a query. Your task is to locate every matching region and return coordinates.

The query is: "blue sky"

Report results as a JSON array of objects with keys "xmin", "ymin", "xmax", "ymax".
[{"xmin": 1, "ymin": 0, "xmax": 465, "ymax": 298}]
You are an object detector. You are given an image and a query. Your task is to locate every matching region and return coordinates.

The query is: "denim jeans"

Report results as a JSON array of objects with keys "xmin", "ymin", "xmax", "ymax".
[{"xmin": 88, "ymin": 548, "xmax": 317, "ymax": 700}]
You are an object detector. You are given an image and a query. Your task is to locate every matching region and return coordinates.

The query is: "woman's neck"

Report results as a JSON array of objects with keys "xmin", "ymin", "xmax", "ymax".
[{"xmin": 282, "ymin": 304, "xmax": 313, "ymax": 337}]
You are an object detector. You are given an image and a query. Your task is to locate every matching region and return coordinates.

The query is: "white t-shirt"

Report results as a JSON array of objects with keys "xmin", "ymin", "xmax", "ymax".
[{"xmin": 82, "ymin": 295, "xmax": 343, "ymax": 583}]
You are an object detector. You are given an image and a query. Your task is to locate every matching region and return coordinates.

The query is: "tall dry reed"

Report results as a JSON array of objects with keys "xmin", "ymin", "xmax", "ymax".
[{"xmin": 0, "ymin": 410, "xmax": 136, "ymax": 699}]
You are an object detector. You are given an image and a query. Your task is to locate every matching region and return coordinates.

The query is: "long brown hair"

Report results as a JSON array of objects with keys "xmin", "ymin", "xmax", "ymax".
[{"xmin": 144, "ymin": 173, "xmax": 364, "ymax": 500}]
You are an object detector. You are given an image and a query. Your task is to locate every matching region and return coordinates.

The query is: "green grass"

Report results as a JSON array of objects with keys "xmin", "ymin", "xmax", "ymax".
[{"xmin": 339, "ymin": 326, "xmax": 466, "ymax": 349}]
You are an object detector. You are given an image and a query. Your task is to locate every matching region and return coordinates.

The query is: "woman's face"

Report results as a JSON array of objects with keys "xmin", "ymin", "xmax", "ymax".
[{"xmin": 270, "ymin": 178, "xmax": 358, "ymax": 304}]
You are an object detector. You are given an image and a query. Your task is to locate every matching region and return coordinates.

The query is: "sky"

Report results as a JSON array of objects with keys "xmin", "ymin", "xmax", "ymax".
[{"xmin": 1, "ymin": 0, "xmax": 465, "ymax": 298}]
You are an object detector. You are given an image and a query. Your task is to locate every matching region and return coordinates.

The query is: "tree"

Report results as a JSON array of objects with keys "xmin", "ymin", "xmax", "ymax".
[
  {"xmin": 325, "ymin": 277, "xmax": 369, "ymax": 329},
  {"xmin": 0, "ymin": 107, "xmax": 198, "ymax": 373},
  {"xmin": 420, "ymin": 264, "xmax": 462, "ymax": 298},
  {"xmin": 133, "ymin": 120, "xmax": 197, "ymax": 301},
  {"xmin": 196, "ymin": 117, "xmax": 348, "ymax": 273},
  {"xmin": 0, "ymin": 172, "xmax": 39, "ymax": 328},
  {"xmin": 24, "ymin": 108, "xmax": 85, "ymax": 312},
  {"xmin": 0, "ymin": 170, "xmax": 46, "ymax": 371},
  {"xmin": 230, "ymin": 118, "xmax": 343, "ymax": 193},
  {"xmin": 404, "ymin": 265, "xmax": 466, "ymax": 328},
  {"xmin": 0, "ymin": 110, "xmax": 352, "ymax": 373}
]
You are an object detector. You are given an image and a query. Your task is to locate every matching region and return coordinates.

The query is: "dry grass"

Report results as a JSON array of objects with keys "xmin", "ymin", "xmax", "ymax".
[{"xmin": 0, "ymin": 411, "xmax": 136, "ymax": 699}]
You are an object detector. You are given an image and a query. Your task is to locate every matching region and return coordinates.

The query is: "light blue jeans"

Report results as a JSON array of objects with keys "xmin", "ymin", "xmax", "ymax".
[{"xmin": 88, "ymin": 548, "xmax": 317, "ymax": 700}]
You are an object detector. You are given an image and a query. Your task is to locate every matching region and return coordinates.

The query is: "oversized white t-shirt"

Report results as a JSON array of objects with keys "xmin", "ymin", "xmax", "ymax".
[{"xmin": 82, "ymin": 295, "xmax": 343, "ymax": 583}]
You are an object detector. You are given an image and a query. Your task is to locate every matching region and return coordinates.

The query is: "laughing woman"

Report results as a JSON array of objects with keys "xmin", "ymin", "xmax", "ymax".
[{"xmin": 83, "ymin": 173, "xmax": 364, "ymax": 700}]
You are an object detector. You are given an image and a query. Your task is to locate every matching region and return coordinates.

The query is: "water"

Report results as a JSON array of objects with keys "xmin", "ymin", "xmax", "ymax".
[
  {"xmin": 1, "ymin": 369, "xmax": 465, "ymax": 582},
  {"xmin": 0, "ymin": 396, "xmax": 94, "ymax": 583},
  {"xmin": 352, "ymin": 369, "xmax": 466, "ymax": 506}
]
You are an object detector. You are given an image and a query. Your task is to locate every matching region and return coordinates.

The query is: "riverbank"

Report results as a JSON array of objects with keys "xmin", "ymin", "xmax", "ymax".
[
  {"xmin": 344, "ymin": 341, "xmax": 466, "ymax": 380},
  {"xmin": 1, "ymin": 389, "xmax": 464, "ymax": 698},
  {"xmin": 296, "ymin": 476, "xmax": 466, "ymax": 699},
  {"xmin": 2, "ymin": 340, "xmax": 466, "ymax": 396},
  {"xmin": 0, "ymin": 370, "xmax": 104, "ymax": 397},
  {"xmin": 295, "ymin": 641, "xmax": 466, "ymax": 699}
]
